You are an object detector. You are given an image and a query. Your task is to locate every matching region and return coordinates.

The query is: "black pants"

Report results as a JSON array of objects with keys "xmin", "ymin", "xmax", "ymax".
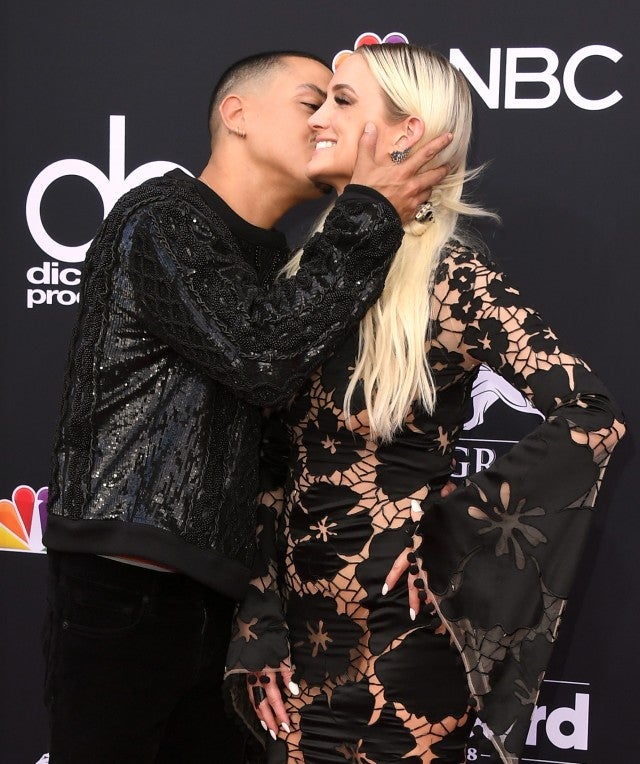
[{"xmin": 43, "ymin": 550, "xmax": 247, "ymax": 763}]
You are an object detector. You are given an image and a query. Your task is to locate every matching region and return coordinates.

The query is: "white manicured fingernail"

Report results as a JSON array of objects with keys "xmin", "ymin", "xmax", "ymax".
[
  {"xmin": 381, "ymin": 583, "xmax": 388, "ymax": 596},
  {"xmin": 288, "ymin": 681, "xmax": 300, "ymax": 696},
  {"xmin": 260, "ymin": 720, "xmax": 268, "ymax": 731},
  {"xmin": 281, "ymin": 722, "xmax": 290, "ymax": 733},
  {"xmin": 409, "ymin": 608, "xmax": 416, "ymax": 621},
  {"xmin": 270, "ymin": 729, "xmax": 277, "ymax": 740},
  {"xmin": 410, "ymin": 500, "xmax": 423, "ymax": 514}
]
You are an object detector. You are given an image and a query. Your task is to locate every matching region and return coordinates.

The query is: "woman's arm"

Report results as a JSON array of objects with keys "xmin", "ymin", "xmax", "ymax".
[
  {"xmin": 389, "ymin": 244, "xmax": 625, "ymax": 763},
  {"xmin": 225, "ymin": 412, "xmax": 294, "ymax": 738}
]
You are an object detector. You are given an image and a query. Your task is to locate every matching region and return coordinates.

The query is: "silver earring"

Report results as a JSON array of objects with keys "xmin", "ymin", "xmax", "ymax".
[
  {"xmin": 235, "ymin": 127, "xmax": 246, "ymax": 138},
  {"xmin": 390, "ymin": 147, "xmax": 409, "ymax": 164}
]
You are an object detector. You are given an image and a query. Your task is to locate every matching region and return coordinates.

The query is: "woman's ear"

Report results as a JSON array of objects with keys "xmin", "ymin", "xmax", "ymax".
[
  {"xmin": 393, "ymin": 116, "xmax": 425, "ymax": 151},
  {"xmin": 404, "ymin": 116, "xmax": 425, "ymax": 147}
]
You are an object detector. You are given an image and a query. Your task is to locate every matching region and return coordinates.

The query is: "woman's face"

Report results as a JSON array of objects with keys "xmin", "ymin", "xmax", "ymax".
[{"xmin": 306, "ymin": 53, "xmax": 401, "ymax": 193}]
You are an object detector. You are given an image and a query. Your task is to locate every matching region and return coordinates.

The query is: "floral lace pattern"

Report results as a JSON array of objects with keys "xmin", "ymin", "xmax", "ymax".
[{"xmin": 227, "ymin": 243, "xmax": 624, "ymax": 763}]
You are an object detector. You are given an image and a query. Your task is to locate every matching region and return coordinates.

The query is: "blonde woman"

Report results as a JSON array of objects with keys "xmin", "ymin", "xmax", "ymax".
[{"xmin": 226, "ymin": 44, "xmax": 625, "ymax": 763}]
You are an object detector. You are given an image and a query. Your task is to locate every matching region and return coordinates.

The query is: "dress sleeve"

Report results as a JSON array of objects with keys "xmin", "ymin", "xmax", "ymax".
[
  {"xmin": 416, "ymin": 246, "xmax": 626, "ymax": 762},
  {"xmin": 127, "ymin": 186, "xmax": 403, "ymax": 407},
  {"xmin": 225, "ymin": 411, "xmax": 291, "ymax": 677}
]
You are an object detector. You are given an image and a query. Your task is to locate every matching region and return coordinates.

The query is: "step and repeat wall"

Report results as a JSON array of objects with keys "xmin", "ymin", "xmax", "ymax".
[{"xmin": 2, "ymin": 1, "xmax": 637, "ymax": 762}]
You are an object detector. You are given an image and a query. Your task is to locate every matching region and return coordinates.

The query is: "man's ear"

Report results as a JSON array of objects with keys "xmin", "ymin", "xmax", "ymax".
[{"xmin": 219, "ymin": 94, "xmax": 246, "ymax": 137}]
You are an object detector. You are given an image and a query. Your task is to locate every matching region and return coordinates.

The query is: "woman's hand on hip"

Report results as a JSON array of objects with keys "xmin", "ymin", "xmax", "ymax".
[{"xmin": 383, "ymin": 481, "xmax": 456, "ymax": 619}]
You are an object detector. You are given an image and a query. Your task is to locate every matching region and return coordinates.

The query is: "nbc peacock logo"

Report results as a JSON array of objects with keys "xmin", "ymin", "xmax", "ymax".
[
  {"xmin": 0, "ymin": 485, "xmax": 48, "ymax": 553},
  {"xmin": 332, "ymin": 32, "xmax": 409, "ymax": 71}
]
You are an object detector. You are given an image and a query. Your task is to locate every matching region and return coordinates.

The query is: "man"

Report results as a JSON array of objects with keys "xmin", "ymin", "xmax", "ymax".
[{"xmin": 42, "ymin": 51, "xmax": 450, "ymax": 763}]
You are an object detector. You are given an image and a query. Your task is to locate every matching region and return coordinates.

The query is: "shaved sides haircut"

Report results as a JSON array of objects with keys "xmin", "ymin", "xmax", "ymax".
[{"xmin": 207, "ymin": 50, "xmax": 329, "ymax": 140}]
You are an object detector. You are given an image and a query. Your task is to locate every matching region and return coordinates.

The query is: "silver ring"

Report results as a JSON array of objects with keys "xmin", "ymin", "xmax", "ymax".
[
  {"xmin": 414, "ymin": 202, "xmax": 434, "ymax": 223},
  {"xmin": 390, "ymin": 148, "xmax": 409, "ymax": 164}
]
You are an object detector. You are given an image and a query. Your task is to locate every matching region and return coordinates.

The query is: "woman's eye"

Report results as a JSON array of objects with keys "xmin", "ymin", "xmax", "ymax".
[
  {"xmin": 302, "ymin": 102, "xmax": 321, "ymax": 111},
  {"xmin": 335, "ymin": 96, "xmax": 351, "ymax": 106}
]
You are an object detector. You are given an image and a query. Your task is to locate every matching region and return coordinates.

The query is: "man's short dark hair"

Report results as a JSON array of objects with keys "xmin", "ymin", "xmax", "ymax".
[{"xmin": 208, "ymin": 50, "xmax": 330, "ymax": 140}]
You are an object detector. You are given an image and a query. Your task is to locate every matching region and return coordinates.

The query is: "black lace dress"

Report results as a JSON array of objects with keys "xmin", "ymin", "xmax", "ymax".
[{"xmin": 226, "ymin": 244, "xmax": 625, "ymax": 763}]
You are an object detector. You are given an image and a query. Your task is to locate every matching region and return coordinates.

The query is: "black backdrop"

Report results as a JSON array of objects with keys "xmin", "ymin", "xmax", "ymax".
[{"xmin": 2, "ymin": 2, "xmax": 637, "ymax": 762}]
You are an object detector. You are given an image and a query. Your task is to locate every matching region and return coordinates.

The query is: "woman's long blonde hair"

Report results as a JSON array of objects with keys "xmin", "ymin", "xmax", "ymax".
[{"xmin": 284, "ymin": 44, "xmax": 496, "ymax": 442}]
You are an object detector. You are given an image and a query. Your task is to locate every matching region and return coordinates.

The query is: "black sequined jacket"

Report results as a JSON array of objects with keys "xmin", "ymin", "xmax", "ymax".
[{"xmin": 44, "ymin": 170, "xmax": 403, "ymax": 598}]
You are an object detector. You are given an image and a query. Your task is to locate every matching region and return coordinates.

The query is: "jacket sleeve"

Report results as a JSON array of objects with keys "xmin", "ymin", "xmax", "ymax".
[
  {"xmin": 415, "ymin": 247, "xmax": 625, "ymax": 762},
  {"xmin": 127, "ymin": 185, "xmax": 403, "ymax": 407}
]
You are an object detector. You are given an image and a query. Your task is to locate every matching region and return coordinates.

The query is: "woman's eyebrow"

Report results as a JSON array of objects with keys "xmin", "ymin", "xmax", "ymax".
[{"xmin": 332, "ymin": 83, "xmax": 357, "ymax": 95}]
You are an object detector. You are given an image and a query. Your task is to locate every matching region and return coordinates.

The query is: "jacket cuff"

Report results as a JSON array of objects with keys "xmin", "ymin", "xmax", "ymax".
[{"xmin": 341, "ymin": 184, "xmax": 402, "ymax": 225}]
